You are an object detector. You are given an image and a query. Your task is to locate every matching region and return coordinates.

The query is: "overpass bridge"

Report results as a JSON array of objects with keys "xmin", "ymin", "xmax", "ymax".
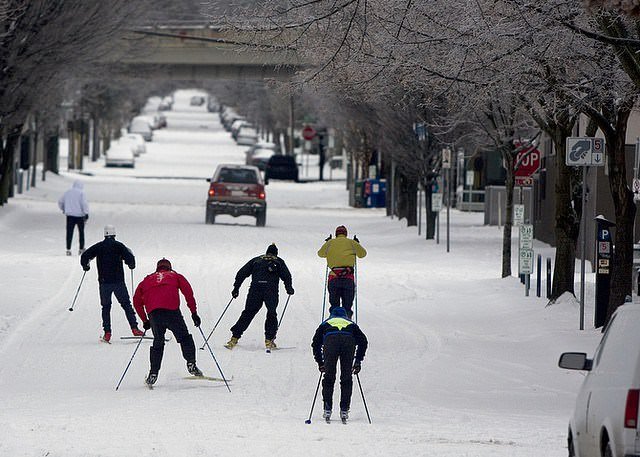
[{"xmin": 115, "ymin": 22, "xmax": 304, "ymax": 80}]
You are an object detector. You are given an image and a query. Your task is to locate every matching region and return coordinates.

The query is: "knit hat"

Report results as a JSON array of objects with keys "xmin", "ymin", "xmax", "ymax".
[
  {"xmin": 266, "ymin": 243, "xmax": 278, "ymax": 256},
  {"xmin": 330, "ymin": 307, "xmax": 348, "ymax": 318},
  {"xmin": 104, "ymin": 225, "xmax": 116, "ymax": 237},
  {"xmin": 335, "ymin": 225, "xmax": 347, "ymax": 237},
  {"xmin": 156, "ymin": 258, "xmax": 172, "ymax": 271}
]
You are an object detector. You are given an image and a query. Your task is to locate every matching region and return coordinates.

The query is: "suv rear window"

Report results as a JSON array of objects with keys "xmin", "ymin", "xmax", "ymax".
[
  {"xmin": 269, "ymin": 156, "xmax": 296, "ymax": 165},
  {"xmin": 217, "ymin": 168, "xmax": 258, "ymax": 184}
]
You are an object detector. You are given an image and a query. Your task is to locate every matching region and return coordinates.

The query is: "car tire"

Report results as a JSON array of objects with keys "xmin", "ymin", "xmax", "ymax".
[
  {"xmin": 205, "ymin": 208, "xmax": 215, "ymax": 225},
  {"xmin": 256, "ymin": 210, "xmax": 266, "ymax": 227},
  {"xmin": 604, "ymin": 442, "xmax": 612, "ymax": 457}
]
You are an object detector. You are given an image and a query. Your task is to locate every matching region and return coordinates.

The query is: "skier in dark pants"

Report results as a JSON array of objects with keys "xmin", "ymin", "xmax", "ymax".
[
  {"xmin": 225, "ymin": 243, "xmax": 294, "ymax": 351},
  {"xmin": 81, "ymin": 225, "xmax": 142, "ymax": 342},
  {"xmin": 312, "ymin": 307, "xmax": 368, "ymax": 422},
  {"xmin": 58, "ymin": 180, "xmax": 89, "ymax": 256},
  {"xmin": 317, "ymin": 225, "xmax": 367, "ymax": 318},
  {"xmin": 133, "ymin": 258, "xmax": 203, "ymax": 387}
]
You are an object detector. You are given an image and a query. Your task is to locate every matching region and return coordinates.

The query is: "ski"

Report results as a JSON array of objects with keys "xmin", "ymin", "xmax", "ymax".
[
  {"xmin": 99, "ymin": 337, "xmax": 111, "ymax": 344},
  {"xmin": 120, "ymin": 336, "xmax": 171, "ymax": 342},
  {"xmin": 266, "ymin": 346, "xmax": 295, "ymax": 353},
  {"xmin": 145, "ymin": 383, "xmax": 154, "ymax": 390},
  {"xmin": 341, "ymin": 418, "xmax": 348, "ymax": 425},
  {"xmin": 183, "ymin": 375, "xmax": 232, "ymax": 382}
]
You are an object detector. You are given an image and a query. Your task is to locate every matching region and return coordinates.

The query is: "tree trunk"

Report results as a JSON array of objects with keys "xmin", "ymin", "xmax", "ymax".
[
  {"xmin": 605, "ymin": 106, "xmax": 636, "ymax": 323},
  {"xmin": 0, "ymin": 126, "xmax": 22, "ymax": 205},
  {"xmin": 501, "ymin": 146, "xmax": 515, "ymax": 278},
  {"xmin": 425, "ymin": 180, "xmax": 437, "ymax": 239},
  {"xmin": 550, "ymin": 128, "xmax": 580, "ymax": 301}
]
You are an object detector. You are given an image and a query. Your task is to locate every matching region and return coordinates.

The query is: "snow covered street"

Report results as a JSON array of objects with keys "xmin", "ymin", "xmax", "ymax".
[{"xmin": 0, "ymin": 90, "xmax": 603, "ymax": 456}]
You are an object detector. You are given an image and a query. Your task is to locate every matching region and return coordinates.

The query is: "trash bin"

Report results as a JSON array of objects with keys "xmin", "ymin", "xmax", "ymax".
[{"xmin": 366, "ymin": 179, "xmax": 386, "ymax": 208}]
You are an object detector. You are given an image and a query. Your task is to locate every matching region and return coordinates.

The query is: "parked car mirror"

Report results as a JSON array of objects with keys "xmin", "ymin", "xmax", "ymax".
[
  {"xmin": 558, "ymin": 352, "xmax": 592, "ymax": 371},
  {"xmin": 206, "ymin": 178, "xmax": 211, "ymax": 182}
]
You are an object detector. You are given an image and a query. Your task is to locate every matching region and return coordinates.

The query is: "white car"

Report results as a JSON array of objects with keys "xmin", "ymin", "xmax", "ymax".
[
  {"xmin": 129, "ymin": 117, "xmax": 153, "ymax": 142},
  {"xmin": 236, "ymin": 125, "xmax": 259, "ymax": 146},
  {"xmin": 121, "ymin": 133, "xmax": 146, "ymax": 156},
  {"xmin": 559, "ymin": 304, "xmax": 640, "ymax": 457},
  {"xmin": 105, "ymin": 142, "xmax": 135, "ymax": 168}
]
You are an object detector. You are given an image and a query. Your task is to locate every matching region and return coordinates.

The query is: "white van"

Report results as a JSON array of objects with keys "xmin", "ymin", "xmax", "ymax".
[
  {"xmin": 129, "ymin": 117, "xmax": 153, "ymax": 142},
  {"xmin": 559, "ymin": 304, "xmax": 640, "ymax": 457}
]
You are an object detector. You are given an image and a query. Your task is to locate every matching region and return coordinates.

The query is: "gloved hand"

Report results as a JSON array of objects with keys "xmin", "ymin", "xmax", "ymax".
[
  {"xmin": 286, "ymin": 287, "xmax": 295, "ymax": 295},
  {"xmin": 325, "ymin": 234, "xmax": 332, "ymax": 241},
  {"xmin": 82, "ymin": 264, "xmax": 90, "ymax": 272},
  {"xmin": 232, "ymin": 288, "xmax": 239, "ymax": 299},
  {"xmin": 352, "ymin": 362, "xmax": 361, "ymax": 374},
  {"xmin": 84, "ymin": 214, "xmax": 89, "ymax": 221},
  {"xmin": 318, "ymin": 364, "xmax": 325, "ymax": 373},
  {"xmin": 353, "ymin": 235, "xmax": 359, "ymax": 243},
  {"xmin": 192, "ymin": 313, "xmax": 201, "ymax": 327},
  {"xmin": 142, "ymin": 320, "xmax": 151, "ymax": 330}
]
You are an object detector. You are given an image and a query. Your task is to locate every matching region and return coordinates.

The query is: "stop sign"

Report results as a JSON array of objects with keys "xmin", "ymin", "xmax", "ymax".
[
  {"xmin": 302, "ymin": 125, "xmax": 316, "ymax": 141},
  {"xmin": 514, "ymin": 143, "xmax": 541, "ymax": 177}
]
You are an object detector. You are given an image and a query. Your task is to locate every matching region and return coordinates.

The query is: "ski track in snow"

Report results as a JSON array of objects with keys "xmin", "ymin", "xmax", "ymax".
[{"xmin": 0, "ymin": 90, "xmax": 604, "ymax": 456}]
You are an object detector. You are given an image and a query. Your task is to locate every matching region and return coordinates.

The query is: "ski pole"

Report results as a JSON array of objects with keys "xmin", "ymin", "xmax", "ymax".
[
  {"xmin": 200, "ymin": 297, "xmax": 234, "ymax": 350},
  {"xmin": 198, "ymin": 326, "xmax": 231, "ymax": 392},
  {"xmin": 277, "ymin": 294, "xmax": 292, "ymax": 329},
  {"xmin": 354, "ymin": 259, "xmax": 358, "ymax": 324},
  {"xmin": 115, "ymin": 330, "xmax": 147, "ymax": 391},
  {"xmin": 356, "ymin": 373, "xmax": 372, "ymax": 424},
  {"xmin": 321, "ymin": 266, "xmax": 328, "ymax": 322},
  {"xmin": 68, "ymin": 271, "xmax": 87, "ymax": 312},
  {"xmin": 304, "ymin": 373, "xmax": 323, "ymax": 424},
  {"xmin": 130, "ymin": 269, "xmax": 134, "ymax": 296}
]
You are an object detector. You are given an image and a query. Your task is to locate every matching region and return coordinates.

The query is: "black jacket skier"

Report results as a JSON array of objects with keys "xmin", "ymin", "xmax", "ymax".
[
  {"xmin": 80, "ymin": 225, "xmax": 142, "ymax": 342},
  {"xmin": 225, "ymin": 243, "xmax": 294, "ymax": 350},
  {"xmin": 311, "ymin": 307, "xmax": 368, "ymax": 421}
]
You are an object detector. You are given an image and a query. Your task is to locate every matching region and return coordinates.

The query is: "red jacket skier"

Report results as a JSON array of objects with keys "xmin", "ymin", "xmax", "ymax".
[{"xmin": 133, "ymin": 258, "xmax": 203, "ymax": 386}]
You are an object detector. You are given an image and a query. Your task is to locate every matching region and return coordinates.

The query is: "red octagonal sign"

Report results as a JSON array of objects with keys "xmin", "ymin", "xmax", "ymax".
[
  {"xmin": 302, "ymin": 125, "xmax": 316, "ymax": 141},
  {"xmin": 514, "ymin": 142, "xmax": 541, "ymax": 177}
]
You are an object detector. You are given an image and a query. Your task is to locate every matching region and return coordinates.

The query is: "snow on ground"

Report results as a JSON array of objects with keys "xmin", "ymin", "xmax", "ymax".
[{"xmin": 0, "ymin": 89, "xmax": 604, "ymax": 456}]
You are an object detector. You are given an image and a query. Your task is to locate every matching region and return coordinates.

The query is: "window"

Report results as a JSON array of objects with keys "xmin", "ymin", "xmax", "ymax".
[{"xmin": 217, "ymin": 168, "xmax": 258, "ymax": 184}]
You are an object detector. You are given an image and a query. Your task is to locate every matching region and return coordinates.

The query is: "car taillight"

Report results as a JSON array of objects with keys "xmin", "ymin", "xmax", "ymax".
[
  {"xmin": 259, "ymin": 192, "xmax": 265, "ymax": 199},
  {"xmin": 208, "ymin": 188, "xmax": 215, "ymax": 197},
  {"xmin": 625, "ymin": 389, "xmax": 640, "ymax": 428}
]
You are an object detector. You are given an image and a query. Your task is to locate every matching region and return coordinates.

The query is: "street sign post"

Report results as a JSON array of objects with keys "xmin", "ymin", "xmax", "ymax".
[{"xmin": 566, "ymin": 136, "xmax": 606, "ymax": 330}]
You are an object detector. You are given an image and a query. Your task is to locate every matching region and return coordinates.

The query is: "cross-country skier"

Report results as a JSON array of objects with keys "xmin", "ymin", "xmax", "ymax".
[
  {"xmin": 133, "ymin": 258, "xmax": 203, "ymax": 387},
  {"xmin": 317, "ymin": 225, "xmax": 366, "ymax": 318},
  {"xmin": 80, "ymin": 225, "xmax": 142, "ymax": 343},
  {"xmin": 224, "ymin": 243, "xmax": 294, "ymax": 351},
  {"xmin": 58, "ymin": 180, "xmax": 89, "ymax": 256},
  {"xmin": 311, "ymin": 306, "xmax": 368, "ymax": 423}
]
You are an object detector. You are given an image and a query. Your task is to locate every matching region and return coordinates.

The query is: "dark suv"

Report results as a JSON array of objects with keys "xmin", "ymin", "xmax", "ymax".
[
  {"xmin": 206, "ymin": 165, "xmax": 267, "ymax": 226},
  {"xmin": 264, "ymin": 155, "xmax": 299, "ymax": 184}
]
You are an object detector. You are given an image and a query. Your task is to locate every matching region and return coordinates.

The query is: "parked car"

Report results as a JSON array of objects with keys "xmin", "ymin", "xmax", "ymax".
[
  {"xmin": 236, "ymin": 125, "xmax": 259, "ymax": 146},
  {"xmin": 121, "ymin": 133, "xmax": 146, "ymax": 156},
  {"xmin": 248, "ymin": 148, "xmax": 275, "ymax": 171},
  {"xmin": 190, "ymin": 95, "xmax": 205, "ymax": 106},
  {"xmin": 207, "ymin": 97, "xmax": 219, "ymax": 113},
  {"xmin": 229, "ymin": 118, "xmax": 248, "ymax": 137},
  {"xmin": 264, "ymin": 155, "xmax": 299, "ymax": 184},
  {"xmin": 245, "ymin": 141, "xmax": 279, "ymax": 164},
  {"xmin": 105, "ymin": 141, "xmax": 135, "ymax": 168},
  {"xmin": 205, "ymin": 164, "xmax": 267, "ymax": 227},
  {"xmin": 158, "ymin": 95, "xmax": 173, "ymax": 111},
  {"xmin": 559, "ymin": 304, "xmax": 640, "ymax": 457},
  {"xmin": 129, "ymin": 117, "xmax": 153, "ymax": 141}
]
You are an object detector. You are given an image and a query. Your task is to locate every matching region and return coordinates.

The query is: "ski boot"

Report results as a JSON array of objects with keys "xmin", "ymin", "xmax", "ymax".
[
  {"xmin": 323, "ymin": 409, "xmax": 332, "ymax": 423},
  {"xmin": 265, "ymin": 339, "xmax": 277, "ymax": 350},
  {"xmin": 66, "ymin": 250, "xmax": 72, "ymax": 256},
  {"xmin": 340, "ymin": 410, "xmax": 349, "ymax": 424},
  {"xmin": 131, "ymin": 327, "xmax": 144, "ymax": 337},
  {"xmin": 101, "ymin": 331, "xmax": 111, "ymax": 343},
  {"xmin": 224, "ymin": 336, "xmax": 239, "ymax": 349},
  {"xmin": 187, "ymin": 361, "xmax": 203, "ymax": 377},
  {"xmin": 145, "ymin": 372, "xmax": 158, "ymax": 387}
]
